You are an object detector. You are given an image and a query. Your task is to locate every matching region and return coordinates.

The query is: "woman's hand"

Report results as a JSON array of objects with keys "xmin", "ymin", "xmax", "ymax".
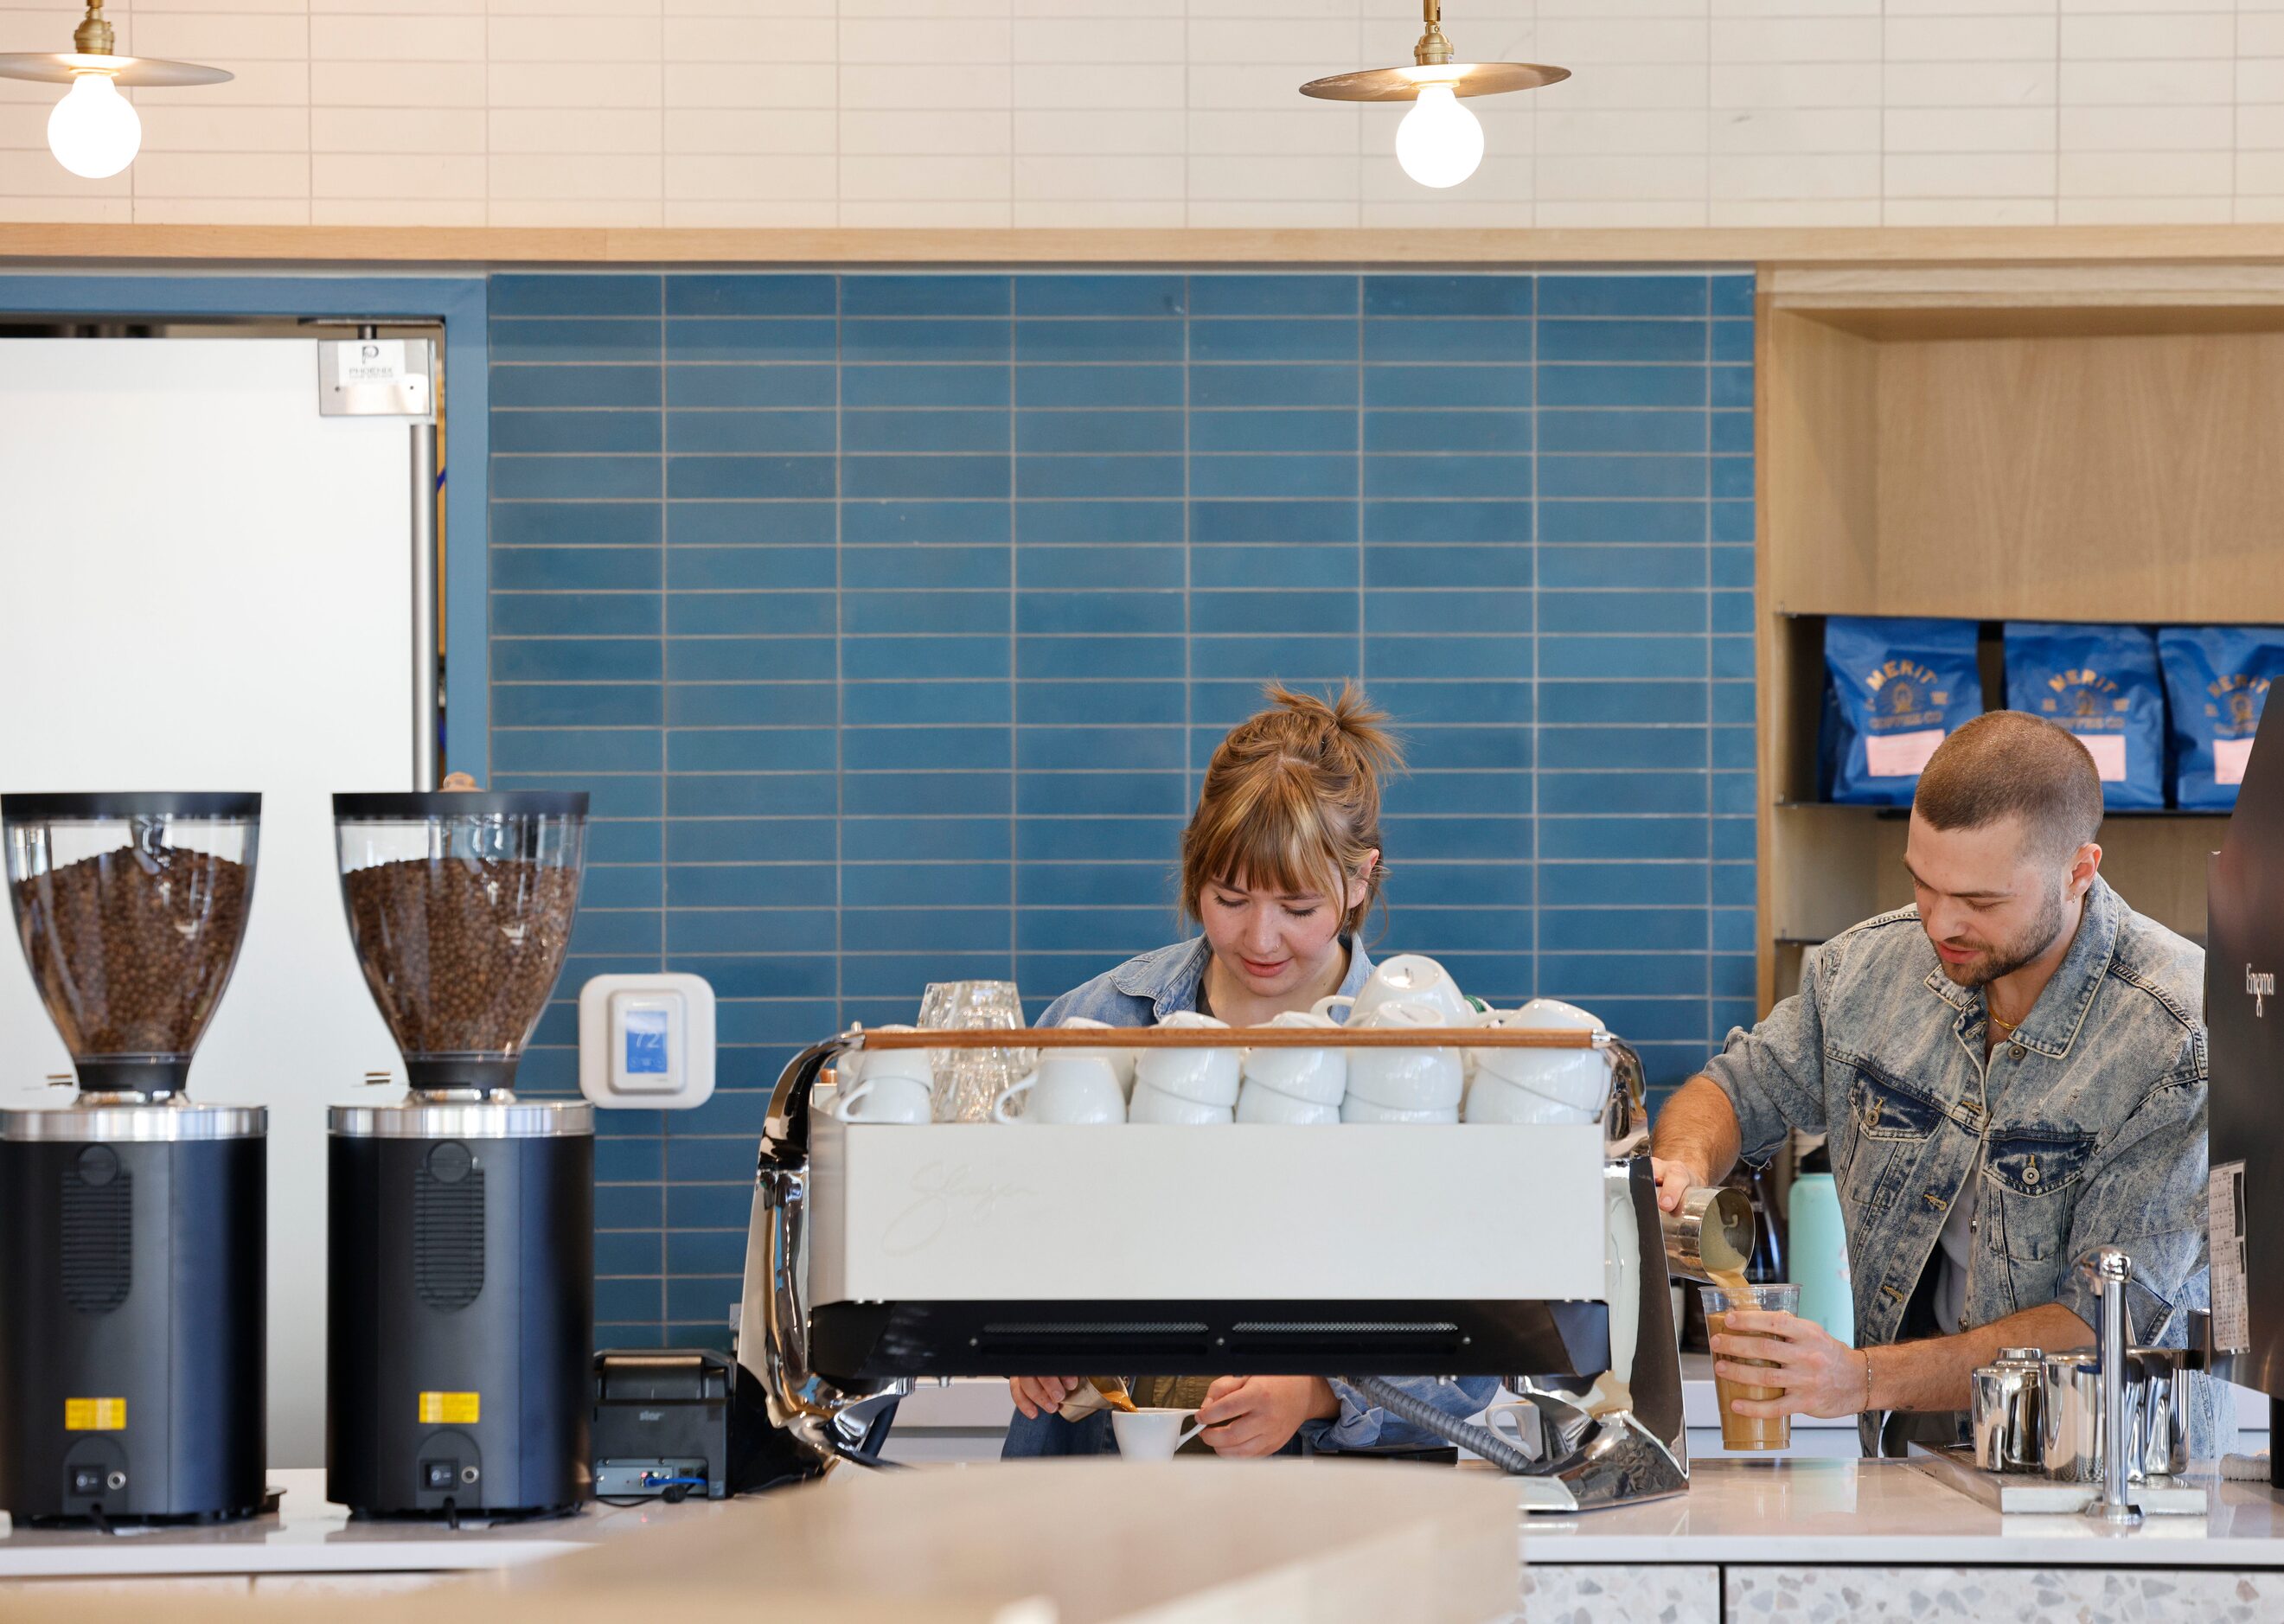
[
  {"xmin": 1194, "ymin": 1376, "xmax": 1340, "ymax": 1456},
  {"xmin": 1710, "ymin": 1310, "xmax": 1870, "ymax": 1419},
  {"xmin": 1008, "ymin": 1376, "xmax": 1081, "ymax": 1421}
]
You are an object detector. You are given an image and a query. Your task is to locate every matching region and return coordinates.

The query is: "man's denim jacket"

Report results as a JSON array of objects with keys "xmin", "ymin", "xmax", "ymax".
[
  {"xmin": 1700, "ymin": 877, "xmax": 2216, "ymax": 1455},
  {"xmin": 1040, "ymin": 936, "xmax": 1503, "ymax": 1453}
]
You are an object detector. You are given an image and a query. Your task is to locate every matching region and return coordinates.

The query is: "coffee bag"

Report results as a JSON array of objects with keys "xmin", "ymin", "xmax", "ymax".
[
  {"xmin": 2003, "ymin": 623, "xmax": 2165, "ymax": 809},
  {"xmin": 1821, "ymin": 617, "xmax": 1982, "ymax": 805},
  {"xmin": 2159, "ymin": 626, "xmax": 2284, "ymax": 809}
]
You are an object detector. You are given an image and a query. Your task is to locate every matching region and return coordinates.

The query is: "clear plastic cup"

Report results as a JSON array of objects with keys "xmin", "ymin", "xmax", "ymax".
[{"xmin": 1702, "ymin": 1280, "xmax": 1801, "ymax": 1452}]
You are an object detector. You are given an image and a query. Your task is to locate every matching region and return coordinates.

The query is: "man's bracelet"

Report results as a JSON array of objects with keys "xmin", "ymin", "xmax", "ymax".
[{"xmin": 1859, "ymin": 1348, "xmax": 1875, "ymax": 1412}]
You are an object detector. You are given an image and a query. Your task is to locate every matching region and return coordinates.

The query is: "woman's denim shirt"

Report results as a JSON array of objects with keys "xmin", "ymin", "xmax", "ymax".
[
  {"xmin": 1040, "ymin": 936, "xmax": 1503, "ymax": 1453},
  {"xmin": 1700, "ymin": 876, "xmax": 2215, "ymax": 1455}
]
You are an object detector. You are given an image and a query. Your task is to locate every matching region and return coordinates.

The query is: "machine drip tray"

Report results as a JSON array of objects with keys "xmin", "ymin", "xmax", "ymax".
[{"xmin": 1907, "ymin": 1444, "xmax": 2212, "ymax": 1516}]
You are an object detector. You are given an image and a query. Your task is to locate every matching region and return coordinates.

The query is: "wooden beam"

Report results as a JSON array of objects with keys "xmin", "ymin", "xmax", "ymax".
[{"xmin": 16, "ymin": 221, "xmax": 2284, "ymax": 266}]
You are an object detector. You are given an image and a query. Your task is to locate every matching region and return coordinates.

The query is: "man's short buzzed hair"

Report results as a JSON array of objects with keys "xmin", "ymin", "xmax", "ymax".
[{"xmin": 1913, "ymin": 710, "xmax": 2104, "ymax": 861}]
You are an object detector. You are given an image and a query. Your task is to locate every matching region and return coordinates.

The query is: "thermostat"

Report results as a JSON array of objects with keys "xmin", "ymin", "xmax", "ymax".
[{"xmin": 579, "ymin": 975, "xmax": 715, "ymax": 1109}]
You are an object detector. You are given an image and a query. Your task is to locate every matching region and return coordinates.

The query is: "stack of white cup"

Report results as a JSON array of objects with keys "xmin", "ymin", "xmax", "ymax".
[
  {"xmin": 991, "ymin": 1015, "xmax": 1138, "ymax": 1124},
  {"xmin": 1340, "ymin": 1001, "xmax": 1467, "ymax": 1124},
  {"xmin": 1234, "ymin": 1008, "xmax": 1347, "ymax": 1124},
  {"xmin": 1464, "ymin": 997, "xmax": 1608, "ymax": 1125},
  {"xmin": 832, "ymin": 1025, "xmax": 936, "ymax": 1124},
  {"xmin": 1128, "ymin": 1010, "xmax": 1240, "ymax": 1124}
]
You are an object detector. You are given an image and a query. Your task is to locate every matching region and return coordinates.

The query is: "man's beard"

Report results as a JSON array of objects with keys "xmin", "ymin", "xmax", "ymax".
[{"xmin": 1934, "ymin": 885, "xmax": 2070, "ymax": 988}]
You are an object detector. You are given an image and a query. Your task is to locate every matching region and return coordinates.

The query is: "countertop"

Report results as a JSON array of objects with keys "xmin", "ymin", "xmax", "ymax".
[
  {"xmin": 0, "ymin": 1468, "xmax": 711, "ymax": 1578},
  {"xmin": 1513, "ymin": 1455, "xmax": 2284, "ymax": 1568}
]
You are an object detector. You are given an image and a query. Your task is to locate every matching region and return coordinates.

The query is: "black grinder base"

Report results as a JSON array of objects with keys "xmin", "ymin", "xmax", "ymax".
[
  {"xmin": 0, "ymin": 1113, "xmax": 266, "ymax": 1523},
  {"xmin": 327, "ymin": 1103, "xmax": 592, "ymax": 1518}
]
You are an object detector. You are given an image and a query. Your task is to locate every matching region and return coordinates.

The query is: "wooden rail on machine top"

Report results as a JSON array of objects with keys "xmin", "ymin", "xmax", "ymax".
[{"xmin": 851, "ymin": 1025, "xmax": 1600, "ymax": 1050}]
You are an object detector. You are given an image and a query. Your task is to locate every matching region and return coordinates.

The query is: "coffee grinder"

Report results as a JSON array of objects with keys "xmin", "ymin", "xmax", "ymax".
[
  {"xmin": 0, "ymin": 792, "xmax": 266, "ymax": 1523},
  {"xmin": 327, "ymin": 791, "xmax": 592, "ymax": 1518}
]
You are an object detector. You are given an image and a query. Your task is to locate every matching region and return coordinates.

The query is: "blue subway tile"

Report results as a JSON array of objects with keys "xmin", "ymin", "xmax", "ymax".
[
  {"xmin": 1363, "ymin": 455, "xmax": 1532, "ymax": 499},
  {"xmin": 1711, "ymin": 364, "xmax": 1754, "ymax": 410},
  {"xmin": 843, "ymin": 500, "xmax": 1011, "ymax": 545},
  {"xmin": 1711, "ymin": 274, "xmax": 1756, "ymax": 317},
  {"xmin": 843, "ymin": 679, "xmax": 1010, "ymax": 726},
  {"xmin": 1188, "ymin": 634, "xmax": 1358, "ymax": 681},
  {"xmin": 1189, "ymin": 364, "xmax": 1356, "ymax": 408},
  {"xmin": 489, "ymin": 317, "xmax": 660, "ymax": 364},
  {"xmin": 1362, "ymin": 500, "xmax": 1530, "ymax": 545},
  {"xmin": 1539, "ymin": 275, "xmax": 1709, "ymax": 318},
  {"xmin": 1015, "ymin": 636, "xmax": 1184, "ymax": 680},
  {"xmin": 842, "ymin": 275, "xmax": 1011, "ymax": 316},
  {"xmin": 1539, "ymin": 680, "xmax": 1705, "ymax": 726},
  {"xmin": 1362, "ymin": 317, "xmax": 1532, "ymax": 365},
  {"xmin": 493, "ymin": 272, "xmax": 661, "ymax": 317},
  {"xmin": 1539, "ymin": 546, "xmax": 1706, "ymax": 591},
  {"xmin": 1017, "ymin": 544, "xmax": 1184, "ymax": 591},
  {"xmin": 842, "ymin": 408, "xmax": 1011, "ymax": 455},
  {"xmin": 1188, "ymin": 453, "xmax": 1356, "ymax": 500},
  {"xmin": 494, "ymin": 683, "xmax": 662, "ymax": 727},
  {"xmin": 1193, "ymin": 544, "xmax": 1358, "ymax": 589},
  {"xmin": 664, "ymin": 364, "xmax": 835, "ymax": 409},
  {"xmin": 1405, "ymin": 726, "xmax": 1531, "ymax": 770},
  {"xmin": 1015, "ymin": 411, "xmax": 1184, "ymax": 455},
  {"xmin": 843, "ymin": 726, "xmax": 1010, "ymax": 771},
  {"xmin": 1537, "ymin": 455, "xmax": 1706, "ymax": 501},
  {"xmin": 1539, "ymin": 410, "xmax": 1706, "ymax": 455},
  {"xmin": 1379, "ymin": 815, "xmax": 1531, "ymax": 862},
  {"xmin": 845, "ymin": 906, "xmax": 1010, "ymax": 953},
  {"xmin": 668, "ymin": 906, "xmax": 835, "ymax": 952},
  {"xmin": 667, "ymin": 727, "xmax": 836, "ymax": 773},
  {"xmin": 1016, "ymin": 771, "xmax": 1187, "ymax": 816},
  {"xmin": 841, "ymin": 590, "xmax": 1008, "ymax": 636},
  {"xmin": 1362, "ymin": 412, "xmax": 1530, "ymax": 454},
  {"xmin": 1711, "ymin": 412, "xmax": 1752, "ymax": 456},
  {"xmin": 494, "ymin": 591, "xmax": 662, "ymax": 636},
  {"xmin": 1015, "ymin": 500, "xmax": 1182, "ymax": 547},
  {"xmin": 1536, "ymin": 363, "xmax": 1705, "ymax": 408},
  {"xmin": 1017, "ymin": 590, "xmax": 1185, "ymax": 636},
  {"xmin": 1711, "ymin": 500, "xmax": 1754, "ymax": 544},
  {"xmin": 1014, "ymin": 364, "xmax": 1185, "ymax": 409},
  {"xmin": 666, "ymin": 590, "xmax": 832, "ymax": 637},
  {"xmin": 665, "ymin": 546, "xmax": 834, "ymax": 591},
  {"xmin": 1191, "ymin": 589, "xmax": 1357, "ymax": 636},
  {"xmin": 841, "ymin": 635, "xmax": 1009, "ymax": 681},
  {"xmin": 1014, "ymin": 273, "xmax": 1186, "ymax": 317},
  {"xmin": 493, "ymin": 364, "xmax": 662, "ymax": 409},
  {"xmin": 1362, "ymin": 275, "xmax": 1532, "ymax": 316},
  {"xmin": 667, "ymin": 502, "xmax": 835, "ymax": 545},
  {"xmin": 842, "ymin": 862, "xmax": 1012, "ymax": 908},
  {"xmin": 1712, "ymin": 456, "xmax": 1755, "ymax": 500},
  {"xmin": 1191, "ymin": 318, "xmax": 1359, "ymax": 364},
  {"xmin": 664, "ymin": 774, "xmax": 839, "ymax": 818},
  {"xmin": 491, "ymin": 411, "xmax": 662, "ymax": 455},
  {"xmin": 1187, "ymin": 275, "xmax": 1358, "ymax": 316},
  {"xmin": 844, "ymin": 545, "xmax": 1008, "ymax": 591},
  {"xmin": 663, "ymin": 318, "xmax": 835, "ymax": 363},
  {"xmin": 1538, "ymin": 634, "xmax": 1710, "ymax": 681},
  {"xmin": 1016, "ymin": 454, "xmax": 1183, "ymax": 499},
  {"xmin": 490, "ymin": 724, "xmax": 659, "ymax": 775},
  {"xmin": 1536, "ymin": 319, "xmax": 1707, "ymax": 365},
  {"xmin": 1361, "ymin": 365, "xmax": 1534, "ymax": 409},
  {"xmin": 1189, "ymin": 498, "xmax": 1354, "ymax": 545},
  {"xmin": 1017, "ymin": 678, "xmax": 1183, "ymax": 726},
  {"xmin": 1361, "ymin": 635, "xmax": 1531, "ymax": 681},
  {"xmin": 843, "ymin": 770, "xmax": 1010, "ymax": 816},
  {"xmin": 842, "ymin": 453, "xmax": 1009, "ymax": 501},
  {"xmin": 1539, "ymin": 727, "xmax": 1708, "ymax": 771},
  {"xmin": 1711, "ymin": 321, "xmax": 1754, "ymax": 362},
  {"xmin": 667, "ymin": 681, "xmax": 835, "ymax": 727},
  {"xmin": 493, "ymin": 546, "xmax": 661, "ymax": 591},
  {"xmin": 1015, "ymin": 318, "xmax": 1187, "ymax": 364},
  {"xmin": 666, "ymin": 454, "xmax": 835, "ymax": 500},
  {"xmin": 1367, "ymin": 679, "xmax": 1531, "ymax": 726},
  {"xmin": 664, "ymin": 274, "xmax": 835, "ymax": 316},
  {"xmin": 666, "ymin": 411, "xmax": 836, "ymax": 455},
  {"xmin": 491, "ymin": 456, "xmax": 660, "ymax": 501},
  {"xmin": 666, "ymin": 637, "xmax": 836, "ymax": 681},
  {"xmin": 841, "ymin": 318, "xmax": 1011, "ymax": 364},
  {"xmin": 843, "ymin": 816, "xmax": 1010, "ymax": 862},
  {"xmin": 495, "ymin": 638, "xmax": 662, "ymax": 682},
  {"xmin": 493, "ymin": 501, "xmax": 661, "ymax": 547},
  {"xmin": 1539, "ymin": 589, "xmax": 1706, "ymax": 636},
  {"xmin": 1019, "ymin": 726, "xmax": 1185, "ymax": 773},
  {"xmin": 1538, "ymin": 500, "xmax": 1707, "ymax": 545},
  {"xmin": 1016, "ymin": 817, "xmax": 1184, "ymax": 861},
  {"xmin": 1364, "ymin": 590, "xmax": 1530, "ymax": 635},
  {"xmin": 843, "ymin": 364, "xmax": 1011, "ymax": 408}
]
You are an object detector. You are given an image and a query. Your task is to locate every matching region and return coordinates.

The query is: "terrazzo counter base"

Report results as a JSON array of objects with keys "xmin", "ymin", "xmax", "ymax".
[{"xmin": 1515, "ymin": 1457, "xmax": 2284, "ymax": 1623}]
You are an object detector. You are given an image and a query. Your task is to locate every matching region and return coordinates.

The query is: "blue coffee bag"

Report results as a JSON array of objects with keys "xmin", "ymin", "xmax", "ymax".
[
  {"xmin": 1822, "ymin": 617, "xmax": 1982, "ymax": 806},
  {"xmin": 2158, "ymin": 627, "xmax": 2284, "ymax": 809},
  {"xmin": 2003, "ymin": 623, "xmax": 2165, "ymax": 810}
]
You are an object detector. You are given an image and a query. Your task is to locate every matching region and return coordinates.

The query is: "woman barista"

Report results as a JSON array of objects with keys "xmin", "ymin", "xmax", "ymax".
[{"xmin": 1003, "ymin": 682, "xmax": 1501, "ymax": 1458}]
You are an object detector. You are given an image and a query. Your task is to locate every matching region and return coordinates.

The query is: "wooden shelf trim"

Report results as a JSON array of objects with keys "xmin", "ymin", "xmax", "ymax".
[{"xmin": 16, "ymin": 221, "xmax": 2284, "ymax": 266}]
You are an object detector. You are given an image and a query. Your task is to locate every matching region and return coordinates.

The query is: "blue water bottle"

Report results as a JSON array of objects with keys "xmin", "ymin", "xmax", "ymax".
[{"xmin": 1789, "ymin": 1147, "xmax": 1853, "ymax": 1346}]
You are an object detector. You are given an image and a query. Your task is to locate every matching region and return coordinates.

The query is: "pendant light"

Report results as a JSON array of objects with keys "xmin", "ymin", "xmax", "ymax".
[
  {"xmin": 1300, "ymin": 0, "xmax": 1567, "ymax": 190},
  {"xmin": 0, "ymin": 0, "xmax": 231, "ymax": 179}
]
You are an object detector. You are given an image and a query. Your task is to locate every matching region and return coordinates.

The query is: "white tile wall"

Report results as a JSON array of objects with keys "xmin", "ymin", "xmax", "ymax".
[{"xmin": 5, "ymin": 0, "xmax": 2284, "ymax": 226}]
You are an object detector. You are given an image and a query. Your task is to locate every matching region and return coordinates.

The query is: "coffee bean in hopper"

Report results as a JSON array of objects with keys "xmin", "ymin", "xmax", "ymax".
[{"xmin": 342, "ymin": 857, "xmax": 579, "ymax": 1058}]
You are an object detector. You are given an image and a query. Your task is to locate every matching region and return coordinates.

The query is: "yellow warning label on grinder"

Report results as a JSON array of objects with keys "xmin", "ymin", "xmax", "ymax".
[
  {"xmin": 418, "ymin": 1392, "xmax": 480, "ymax": 1425},
  {"xmin": 64, "ymin": 1398, "xmax": 125, "ymax": 1431}
]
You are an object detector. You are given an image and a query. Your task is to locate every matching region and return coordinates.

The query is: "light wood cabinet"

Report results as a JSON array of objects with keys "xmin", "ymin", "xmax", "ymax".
[{"xmin": 1755, "ymin": 267, "xmax": 2284, "ymax": 1007}]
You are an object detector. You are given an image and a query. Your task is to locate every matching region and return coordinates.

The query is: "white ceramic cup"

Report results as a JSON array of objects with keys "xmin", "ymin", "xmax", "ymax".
[
  {"xmin": 840, "ymin": 1025, "xmax": 935, "ymax": 1089},
  {"xmin": 1235, "ymin": 1084, "xmax": 1340, "ymax": 1125},
  {"xmin": 1340, "ymin": 1097, "xmax": 1460, "ymax": 1125},
  {"xmin": 1133, "ymin": 1010, "xmax": 1241, "ymax": 1106},
  {"xmin": 1312, "ymin": 953, "xmax": 1474, "ymax": 1029},
  {"xmin": 1128, "ymin": 1083, "xmax": 1234, "ymax": 1125},
  {"xmin": 1342, "ymin": 1001, "xmax": 1467, "ymax": 1110},
  {"xmin": 993, "ymin": 1052, "xmax": 1127, "ymax": 1125},
  {"xmin": 1238, "ymin": 1008, "xmax": 1347, "ymax": 1106},
  {"xmin": 835, "ymin": 1073, "xmax": 934, "ymax": 1124},
  {"xmin": 1110, "ymin": 1407, "xmax": 1205, "ymax": 1460},
  {"xmin": 1462, "ymin": 1071, "xmax": 1596, "ymax": 1125},
  {"xmin": 1058, "ymin": 1014, "xmax": 1137, "ymax": 1095},
  {"xmin": 1471, "ymin": 998, "xmax": 1612, "ymax": 1112}
]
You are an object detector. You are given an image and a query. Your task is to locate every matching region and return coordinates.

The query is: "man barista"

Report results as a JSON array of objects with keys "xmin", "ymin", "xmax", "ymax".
[{"xmin": 1651, "ymin": 711, "xmax": 2215, "ymax": 1454}]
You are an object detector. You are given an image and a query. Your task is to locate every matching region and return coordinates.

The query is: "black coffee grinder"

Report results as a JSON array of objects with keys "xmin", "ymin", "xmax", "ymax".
[
  {"xmin": 327, "ymin": 791, "xmax": 592, "ymax": 1518},
  {"xmin": 0, "ymin": 792, "xmax": 266, "ymax": 1523}
]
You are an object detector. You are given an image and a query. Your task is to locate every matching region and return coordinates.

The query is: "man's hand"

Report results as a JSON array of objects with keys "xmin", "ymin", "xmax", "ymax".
[
  {"xmin": 1008, "ymin": 1376, "xmax": 1080, "ymax": 1421},
  {"xmin": 1194, "ymin": 1376, "xmax": 1340, "ymax": 1457},
  {"xmin": 1651, "ymin": 1154, "xmax": 1711, "ymax": 1214},
  {"xmin": 1710, "ymin": 1310, "xmax": 1870, "ymax": 1420}
]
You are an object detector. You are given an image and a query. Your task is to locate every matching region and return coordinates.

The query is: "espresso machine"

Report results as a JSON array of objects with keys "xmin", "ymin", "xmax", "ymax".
[
  {"xmin": 327, "ymin": 791, "xmax": 592, "ymax": 1518},
  {"xmin": 737, "ymin": 1021, "xmax": 1727, "ymax": 1512},
  {"xmin": 2204, "ymin": 693, "xmax": 2284, "ymax": 1480},
  {"xmin": 0, "ymin": 792, "xmax": 266, "ymax": 1523}
]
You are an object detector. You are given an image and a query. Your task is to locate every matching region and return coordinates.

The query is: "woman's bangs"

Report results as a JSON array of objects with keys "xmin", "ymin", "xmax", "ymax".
[{"xmin": 1196, "ymin": 785, "xmax": 1342, "ymax": 904}]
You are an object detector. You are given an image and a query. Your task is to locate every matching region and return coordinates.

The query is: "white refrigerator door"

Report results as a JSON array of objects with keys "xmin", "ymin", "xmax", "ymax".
[{"xmin": 0, "ymin": 337, "xmax": 418, "ymax": 1467}]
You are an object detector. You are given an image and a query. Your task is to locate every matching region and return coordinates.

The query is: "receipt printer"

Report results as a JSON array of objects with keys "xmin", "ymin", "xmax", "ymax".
[{"xmin": 592, "ymin": 1349, "xmax": 734, "ymax": 1500}]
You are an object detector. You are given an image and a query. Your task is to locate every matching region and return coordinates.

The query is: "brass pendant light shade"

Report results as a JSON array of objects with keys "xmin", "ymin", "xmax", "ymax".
[
  {"xmin": 0, "ymin": 0, "xmax": 232, "ymax": 87},
  {"xmin": 1298, "ymin": 0, "xmax": 1567, "ymax": 103}
]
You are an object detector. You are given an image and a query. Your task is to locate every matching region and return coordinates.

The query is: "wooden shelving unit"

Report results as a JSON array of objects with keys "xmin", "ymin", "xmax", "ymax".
[{"xmin": 1754, "ymin": 266, "xmax": 2284, "ymax": 1007}]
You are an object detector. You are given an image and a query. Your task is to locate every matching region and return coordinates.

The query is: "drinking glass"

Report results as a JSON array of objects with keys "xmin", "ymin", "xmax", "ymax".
[
  {"xmin": 1701, "ymin": 1281, "xmax": 1801, "ymax": 1452},
  {"xmin": 917, "ymin": 980, "xmax": 1032, "ymax": 1122}
]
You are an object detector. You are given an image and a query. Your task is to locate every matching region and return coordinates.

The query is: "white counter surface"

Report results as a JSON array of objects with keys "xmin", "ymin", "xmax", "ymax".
[
  {"xmin": 1513, "ymin": 1455, "xmax": 2284, "ymax": 1568},
  {"xmin": 0, "ymin": 1468, "xmax": 711, "ymax": 1579}
]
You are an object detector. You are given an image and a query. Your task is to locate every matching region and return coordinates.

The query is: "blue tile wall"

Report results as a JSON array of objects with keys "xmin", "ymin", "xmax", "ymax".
[{"xmin": 488, "ymin": 269, "xmax": 1757, "ymax": 1348}]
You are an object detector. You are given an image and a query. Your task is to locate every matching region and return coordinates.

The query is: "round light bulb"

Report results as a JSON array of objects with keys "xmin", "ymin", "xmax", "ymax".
[
  {"xmin": 1395, "ymin": 82, "xmax": 1484, "ymax": 189},
  {"xmin": 48, "ymin": 74, "xmax": 141, "ymax": 180}
]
